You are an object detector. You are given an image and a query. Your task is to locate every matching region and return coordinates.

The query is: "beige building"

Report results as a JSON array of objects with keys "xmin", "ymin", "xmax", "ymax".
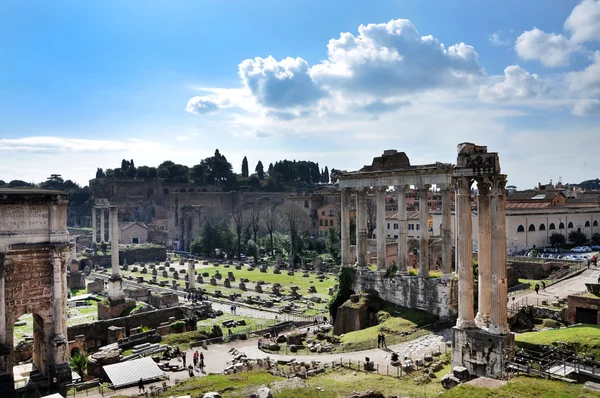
[{"xmin": 118, "ymin": 222, "xmax": 148, "ymax": 244}]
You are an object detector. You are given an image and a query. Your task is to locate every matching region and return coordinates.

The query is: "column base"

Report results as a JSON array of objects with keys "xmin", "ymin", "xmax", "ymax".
[
  {"xmin": 474, "ymin": 312, "xmax": 490, "ymax": 329},
  {"xmin": 488, "ymin": 324, "xmax": 511, "ymax": 336},
  {"xmin": 108, "ymin": 274, "xmax": 125, "ymax": 302},
  {"xmin": 418, "ymin": 270, "xmax": 430, "ymax": 278},
  {"xmin": 455, "ymin": 319, "xmax": 477, "ymax": 329},
  {"xmin": 395, "ymin": 270, "xmax": 409, "ymax": 277}
]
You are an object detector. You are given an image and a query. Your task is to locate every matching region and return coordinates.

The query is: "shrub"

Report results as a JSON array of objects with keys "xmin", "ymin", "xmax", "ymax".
[
  {"xmin": 170, "ymin": 321, "xmax": 186, "ymax": 333},
  {"xmin": 328, "ymin": 266, "xmax": 356, "ymax": 323}
]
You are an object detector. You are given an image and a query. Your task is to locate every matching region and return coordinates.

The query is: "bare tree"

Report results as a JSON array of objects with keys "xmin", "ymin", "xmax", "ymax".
[
  {"xmin": 262, "ymin": 205, "xmax": 279, "ymax": 256},
  {"xmin": 247, "ymin": 204, "xmax": 262, "ymax": 243},
  {"xmin": 231, "ymin": 206, "xmax": 246, "ymax": 260},
  {"xmin": 278, "ymin": 202, "xmax": 311, "ymax": 267},
  {"xmin": 366, "ymin": 195, "xmax": 376, "ymax": 239}
]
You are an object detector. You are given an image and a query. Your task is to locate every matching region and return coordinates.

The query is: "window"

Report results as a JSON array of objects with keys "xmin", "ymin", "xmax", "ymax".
[
  {"xmin": 329, "ymin": 209, "xmax": 335, "ymax": 216},
  {"xmin": 321, "ymin": 211, "xmax": 325, "ymax": 216},
  {"xmin": 409, "ymin": 224, "xmax": 414, "ymax": 230},
  {"xmin": 539, "ymin": 224, "xmax": 546, "ymax": 231},
  {"xmin": 394, "ymin": 235, "xmax": 398, "ymax": 239},
  {"xmin": 559, "ymin": 222, "xmax": 565, "ymax": 229},
  {"xmin": 568, "ymin": 222, "xmax": 574, "ymax": 228},
  {"xmin": 319, "ymin": 220, "xmax": 323, "ymax": 226},
  {"xmin": 387, "ymin": 223, "xmax": 390, "ymax": 229},
  {"xmin": 417, "ymin": 224, "xmax": 420, "ymax": 231},
  {"xmin": 595, "ymin": 220, "xmax": 599, "ymax": 227},
  {"xmin": 394, "ymin": 223, "xmax": 398, "ymax": 230},
  {"xmin": 528, "ymin": 224, "xmax": 536, "ymax": 231},
  {"xmin": 132, "ymin": 236, "xmax": 140, "ymax": 244},
  {"xmin": 304, "ymin": 201, "xmax": 309, "ymax": 208},
  {"xmin": 324, "ymin": 220, "xmax": 328, "ymax": 226},
  {"xmin": 517, "ymin": 225, "xmax": 525, "ymax": 232},
  {"xmin": 586, "ymin": 221, "xmax": 591, "ymax": 227},
  {"xmin": 330, "ymin": 219, "xmax": 335, "ymax": 226},
  {"xmin": 549, "ymin": 223, "xmax": 556, "ymax": 230}
]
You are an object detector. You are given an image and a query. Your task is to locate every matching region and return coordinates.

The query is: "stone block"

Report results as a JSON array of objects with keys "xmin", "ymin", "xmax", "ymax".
[
  {"xmin": 255, "ymin": 284, "xmax": 263, "ymax": 293},
  {"xmin": 224, "ymin": 279, "xmax": 231, "ymax": 288},
  {"xmin": 308, "ymin": 286, "xmax": 317, "ymax": 293},
  {"xmin": 239, "ymin": 282, "xmax": 247, "ymax": 291},
  {"xmin": 197, "ymin": 276, "xmax": 204, "ymax": 283},
  {"xmin": 451, "ymin": 327, "xmax": 514, "ymax": 378},
  {"xmin": 162, "ymin": 270, "xmax": 169, "ymax": 278},
  {"xmin": 441, "ymin": 374, "xmax": 460, "ymax": 389},
  {"xmin": 210, "ymin": 277, "xmax": 217, "ymax": 286},
  {"xmin": 172, "ymin": 272, "xmax": 179, "ymax": 279}
]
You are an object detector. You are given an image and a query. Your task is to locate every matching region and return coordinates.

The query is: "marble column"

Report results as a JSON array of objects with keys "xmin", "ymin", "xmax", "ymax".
[
  {"xmin": 52, "ymin": 255, "xmax": 65, "ymax": 337},
  {"xmin": 441, "ymin": 187, "xmax": 453, "ymax": 278},
  {"xmin": 357, "ymin": 190, "xmax": 368, "ymax": 268},
  {"xmin": 100, "ymin": 208, "xmax": 105, "ymax": 243},
  {"xmin": 455, "ymin": 176, "xmax": 476, "ymax": 329},
  {"xmin": 110, "ymin": 206, "xmax": 120, "ymax": 276},
  {"xmin": 188, "ymin": 260, "xmax": 195, "ymax": 290},
  {"xmin": 418, "ymin": 186, "xmax": 430, "ymax": 277},
  {"xmin": 91, "ymin": 207, "xmax": 97, "ymax": 244},
  {"xmin": 355, "ymin": 192, "xmax": 360, "ymax": 264},
  {"xmin": 475, "ymin": 178, "xmax": 492, "ymax": 328},
  {"xmin": 108, "ymin": 216, "xmax": 112, "ymax": 243},
  {"xmin": 341, "ymin": 189, "xmax": 352, "ymax": 266},
  {"xmin": 0, "ymin": 255, "xmax": 5, "ymax": 344},
  {"xmin": 396, "ymin": 186, "xmax": 408, "ymax": 276},
  {"xmin": 376, "ymin": 188, "xmax": 387, "ymax": 271},
  {"xmin": 489, "ymin": 175, "xmax": 510, "ymax": 335}
]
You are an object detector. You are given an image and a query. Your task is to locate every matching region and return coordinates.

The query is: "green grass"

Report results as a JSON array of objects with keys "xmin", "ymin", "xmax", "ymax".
[
  {"xmin": 197, "ymin": 314, "xmax": 277, "ymax": 335},
  {"xmin": 336, "ymin": 306, "xmax": 438, "ymax": 353},
  {"xmin": 444, "ymin": 375, "xmax": 600, "ymax": 398},
  {"xmin": 518, "ymin": 278, "xmax": 551, "ymax": 290},
  {"xmin": 516, "ymin": 324, "xmax": 600, "ymax": 360}
]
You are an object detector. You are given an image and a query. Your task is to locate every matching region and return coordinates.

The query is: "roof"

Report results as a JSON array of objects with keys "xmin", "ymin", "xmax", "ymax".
[
  {"xmin": 386, "ymin": 210, "xmax": 420, "ymax": 220},
  {"xmin": 103, "ymin": 357, "xmax": 165, "ymax": 388},
  {"xmin": 507, "ymin": 190, "xmax": 563, "ymax": 202},
  {"xmin": 506, "ymin": 202, "xmax": 552, "ymax": 209},
  {"xmin": 119, "ymin": 222, "xmax": 148, "ymax": 231}
]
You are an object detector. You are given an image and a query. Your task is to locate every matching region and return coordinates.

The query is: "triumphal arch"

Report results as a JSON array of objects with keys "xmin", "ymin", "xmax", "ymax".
[
  {"xmin": 338, "ymin": 143, "xmax": 514, "ymax": 378},
  {"xmin": 0, "ymin": 189, "xmax": 72, "ymax": 395}
]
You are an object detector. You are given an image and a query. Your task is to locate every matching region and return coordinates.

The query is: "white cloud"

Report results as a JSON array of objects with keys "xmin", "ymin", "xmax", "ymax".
[
  {"xmin": 489, "ymin": 31, "xmax": 511, "ymax": 46},
  {"xmin": 514, "ymin": 28, "xmax": 575, "ymax": 67},
  {"xmin": 0, "ymin": 136, "xmax": 159, "ymax": 153},
  {"xmin": 310, "ymin": 19, "xmax": 483, "ymax": 97},
  {"xmin": 479, "ymin": 65, "xmax": 546, "ymax": 101},
  {"xmin": 567, "ymin": 51, "xmax": 600, "ymax": 94},
  {"xmin": 185, "ymin": 97, "xmax": 221, "ymax": 114},
  {"xmin": 564, "ymin": 0, "xmax": 600, "ymax": 44},
  {"xmin": 572, "ymin": 98, "xmax": 600, "ymax": 116},
  {"xmin": 238, "ymin": 56, "xmax": 326, "ymax": 109}
]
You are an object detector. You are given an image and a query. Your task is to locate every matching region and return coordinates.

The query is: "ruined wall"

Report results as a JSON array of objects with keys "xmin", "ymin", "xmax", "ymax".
[
  {"xmin": 509, "ymin": 261, "xmax": 566, "ymax": 280},
  {"xmin": 119, "ymin": 246, "xmax": 167, "ymax": 265},
  {"xmin": 67, "ymin": 306, "xmax": 184, "ymax": 347},
  {"xmin": 566, "ymin": 295, "xmax": 600, "ymax": 324},
  {"xmin": 353, "ymin": 270, "xmax": 457, "ymax": 320}
]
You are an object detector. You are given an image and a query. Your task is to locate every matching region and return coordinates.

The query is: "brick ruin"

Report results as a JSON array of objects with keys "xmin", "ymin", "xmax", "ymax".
[{"xmin": 0, "ymin": 189, "xmax": 73, "ymax": 395}]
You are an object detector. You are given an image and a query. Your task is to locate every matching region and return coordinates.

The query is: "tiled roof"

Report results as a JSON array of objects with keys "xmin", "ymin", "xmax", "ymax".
[
  {"xmin": 385, "ymin": 210, "xmax": 420, "ymax": 220},
  {"xmin": 506, "ymin": 202, "xmax": 551, "ymax": 209},
  {"xmin": 507, "ymin": 190, "xmax": 562, "ymax": 202}
]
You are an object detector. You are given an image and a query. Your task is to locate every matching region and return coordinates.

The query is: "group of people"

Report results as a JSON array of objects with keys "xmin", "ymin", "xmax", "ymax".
[
  {"xmin": 377, "ymin": 332, "xmax": 387, "ymax": 349},
  {"xmin": 185, "ymin": 291, "xmax": 205, "ymax": 303},
  {"xmin": 587, "ymin": 255, "xmax": 598, "ymax": 268}
]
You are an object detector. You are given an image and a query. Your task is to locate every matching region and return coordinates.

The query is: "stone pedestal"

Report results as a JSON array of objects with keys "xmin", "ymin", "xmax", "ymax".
[
  {"xmin": 451, "ymin": 327, "xmax": 515, "ymax": 378},
  {"xmin": 107, "ymin": 274, "xmax": 125, "ymax": 302}
]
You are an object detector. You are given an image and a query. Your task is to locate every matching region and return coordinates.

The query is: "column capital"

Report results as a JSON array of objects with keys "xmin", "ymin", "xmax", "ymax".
[
  {"xmin": 395, "ymin": 184, "xmax": 409, "ymax": 192},
  {"xmin": 476, "ymin": 176, "xmax": 492, "ymax": 196},
  {"xmin": 490, "ymin": 174, "xmax": 507, "ymax": 193},
  {"xmin": 453, "ymin": 176, "xmax": 473, "ymax": 193},
  {"xmin": 417, "ymin": 184, "xmax": 431, "ymax": 191}
]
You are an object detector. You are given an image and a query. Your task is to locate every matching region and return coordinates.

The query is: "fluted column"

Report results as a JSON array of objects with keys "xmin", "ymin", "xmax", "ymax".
[
  {"xmin": 110, "ymin": 206, "xmax": 120, "ymax": 276},
  {"xmin": 0, "ymin": 255, "xmax": 6, "ymax": 344},
  {"xmin": 188, "ymin": 260, "xmax": 196, "ymax": 290},
  {"xmin": 376, "ymin": 187, "xmax": 387, "ymax": 271},
  {"xmin": 441, "ymin": 187, "xmax": 453, "ymax": 278},
  {"xmin": 396, "ymin": 186, "xmax": 408, "ymax": 276},
  {"xmin": 341, "ymin": 189, "xmax": 352, "ymax": 266},
  {"xmin": 489, "ymin": 175, "xmax": 510, "ymax": 335},
  {"xmin": 92, "ymin": 207, "xmax": 97, "ymax": 244},
  {"xmin": 475, "ymin": 177, "xmax": 492, "ymax": 328},
  {"xmin": 418, "ymin": 186, "xmax": 430, "ymax": 277},
  {"xmin": 100, "ymin": 208, "xmax": 105, "ymax": 243},
  {"xmin": 455, "ymin": 176, "xmax": 476, "ymax": 329},
  {"xmin": 357, "ymin": 190, "xmax": 368, "ymax": 268}
]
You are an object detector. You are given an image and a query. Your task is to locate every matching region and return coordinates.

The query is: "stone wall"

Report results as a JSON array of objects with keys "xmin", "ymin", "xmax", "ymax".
[
  {"xmin": 531, "ymin": 306, "xmax": 565, "ymax": 322},
  {"xmin": 67, "ymin": 306, "xmax": 185, "ymax": 348},
  {"xmin": 97, "ymin": 299, "xmax": 136, "ymax": 320},
  {"xmin": 508, "ymin": 261, "xmax": 566, "ymax": 280},
  {"xmin": 119, "ymin": 245, "xmax": 167, "ymax": 265},
  {"xmin": 566, "ymin": 295, "xmax": 600, "ymax": 324},
  {"xmin": 148, "ymin": 292, "xmax": 180, "ymax": 308},
  {"xmin": 353, "ymin": 270, "xmax": 457, "ymax": 320}
]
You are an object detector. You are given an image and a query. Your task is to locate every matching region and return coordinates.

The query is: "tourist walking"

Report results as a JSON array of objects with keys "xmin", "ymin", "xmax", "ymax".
[
  {"xmin": 182, "ymin": 352, "xmax": 187, "ymax": 367},
  {"xmin": 377, "ymin": 333, "xmax": 382, "ymax": 348},
  {"xmin": 541, "ymin": 281, "xmax": 546, "ymax": 292},
  {"xmin": 193, "ymin": 350, "xmax": 199, "ymax": 368},
  {"xmin": 381, "ymin": 332, "xmax": 387, "ymax": 349},
  {"xmin": 138, "ymin": 378, "xmax": 145, "ymax": 393},
  {"xmin": 534, "ymin": 283, "xmax": 540, "ymax": 294},
  {"xmin": 199, "ymin": 352, "xmax": 205, "ymax": 371},
  {"xmin": 188, "ymin": 364, "xmax": 194, "ymax": 377}
]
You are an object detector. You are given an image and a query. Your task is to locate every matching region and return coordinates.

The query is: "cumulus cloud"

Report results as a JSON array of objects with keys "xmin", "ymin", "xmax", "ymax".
[
  {"xmin": 310, "ymin": 19, "xmax": 483, "ymax": 97},
  {"xmin": 479, "ymin": 65, "xmax": 546, "ymax": 101},
  {"xmin": 572, "ymin": 98, "xmax": 600, "ymax": 116},
  {"xmin": 238, "ymin": 56, "xmax": 326, "ymax": 109},
  {"xmin": 567, "ymin": 51, "xmax": 600, "ymax": 94},
  {"xmin": 564, "ymin": 0, "xmax": 600, "ymax": 44},
  {"xmin": 514, "ymin": 28, "xmax": 575, "ymax": 67},
  {"xmin": 489, "ymin": 31, "xmax": 512, "ymax": 46},
  {"xmin": 185, "ymin": 97, "xmax": 221, "ymax": 114},
  {"xmin": 0, "ymin": 137, "xmax": 158, "ymax": 153}
]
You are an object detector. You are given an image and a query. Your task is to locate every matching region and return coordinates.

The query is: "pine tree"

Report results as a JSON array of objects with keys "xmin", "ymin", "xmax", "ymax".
[
  {"xmin": 242, "ymin": 156, "xmax": 249, "ymax": 178},
  {"xmin": 255, "ymin": 160, "xmax": 265, "ymax": 180},
  {"xmin": 324, "ymin": 166, "xmax": 329, "ymax": 183}
]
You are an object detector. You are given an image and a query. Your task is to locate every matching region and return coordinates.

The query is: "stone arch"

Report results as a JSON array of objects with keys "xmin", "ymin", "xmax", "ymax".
[
  {"xmin": 163, "ymin": 188, "xmax": 169, "ymax": 195},
  {"xmin": 70, "ymin": 347, "xmax": 81, "ymax": 358},
  {"xmin": 549, "ymin": 223, "xmax": 556, "ymax": 230},
  {"xmin": 594, "ymin": 220, "xmax": 599, "ymax": 227},
  {"xmin": 568, "ymin": 222, "xmax": 574, "ymax": 228},
  {"xmin": 559, "ymin": 222, "xmax": 565, "ymax": 229},
  {"xmin": 517, "ymin": 225, "xmax": 525, "ymax": 232},
  {"xmin": 585, "ymin": 221, "xmax": 591, "ymax": 227},
  {"xmin": 528, "ymin": 224, "xmax": 536, "ymax": 232},
  {"xmin": 539, "ymin": 223, "xmax": 546, "ymax": 231}
]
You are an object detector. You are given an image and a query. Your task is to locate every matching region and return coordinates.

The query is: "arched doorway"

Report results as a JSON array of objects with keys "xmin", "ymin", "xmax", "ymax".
[{"xmin": 9, "ymin": 313, "xmax": 48, "ymax": 386}]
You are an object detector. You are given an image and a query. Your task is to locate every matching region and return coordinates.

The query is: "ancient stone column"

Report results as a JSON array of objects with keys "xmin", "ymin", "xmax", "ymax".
[
  {"xmin": 357, "ymin": 190, "xmax": 368, "ymax": 268},
  {"xmin": 0, "ymin": 255, "xmax": 5, "ymax": 344},
  {"xmin": 396, "ymin": 185, "xmax": 408, "ymax": 276},
  {"xmin": 441, "ymin": 187, "xmax": 453, "ymax": 278},
  {"xmin": 489, "ymin": 175, "xmax": 510, "ymax": 335},
  {"xmin": 188, "ymin": 260, "xmax": 195, "ymax": 290},
  {"xmin": 376, "ymin": 187, "xmax": 387, "ymax": 271},
  {"xmin": 52, "ymin": 254, "xmax": 65, "ymax": 337},
  {"xmin": 110, "ymin": 206, "xmax": 120, "ymax": 276},
  {"xmin": 92, "ymin": 207, "xmax": 97, "ymax": 244},
  {"xmin": 100, "ymin": 208, "xmax": 105, "ymax": 243},
  {"xmin": 341, "ymin": 189, "xmax": 352, "ymax": 266},
  {"xmin": 455, "ymin": 176, "xmax": 476, "ymax": 329},
  {"xmin": 475, "ymin": 178, "xmax": 492, "ymax": 328},
  {"xmin": 418, "ymin": 186, "xmax": 430, "ymax": 277}
]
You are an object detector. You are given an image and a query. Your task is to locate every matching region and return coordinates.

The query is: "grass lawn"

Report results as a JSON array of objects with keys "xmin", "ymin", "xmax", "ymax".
[
  {"xmin": 197, "ymin": 314, "xmax": 278, "ymax": 335},
  {"xmin": 336, "ymin": 306, "xmax": 438, "ymax": 353},
  {"xmin": 516, "ymin": 324, "xmax": 600, "ymax": 359},
  {"xmin": 444, "ymin": 375, "xmax": 600, "ymax": 398}
]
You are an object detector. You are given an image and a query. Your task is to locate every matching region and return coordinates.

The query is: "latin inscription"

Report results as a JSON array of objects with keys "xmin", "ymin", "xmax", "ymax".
[{"xmin": 0, "ymin": 205, "xmax": 49, "ymax": 231}]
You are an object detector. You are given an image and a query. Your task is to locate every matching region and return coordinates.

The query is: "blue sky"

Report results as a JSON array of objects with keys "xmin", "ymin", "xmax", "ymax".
[{"xmin": 1, "ymin": 0, "xmax": 599, "ymax": 188}]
